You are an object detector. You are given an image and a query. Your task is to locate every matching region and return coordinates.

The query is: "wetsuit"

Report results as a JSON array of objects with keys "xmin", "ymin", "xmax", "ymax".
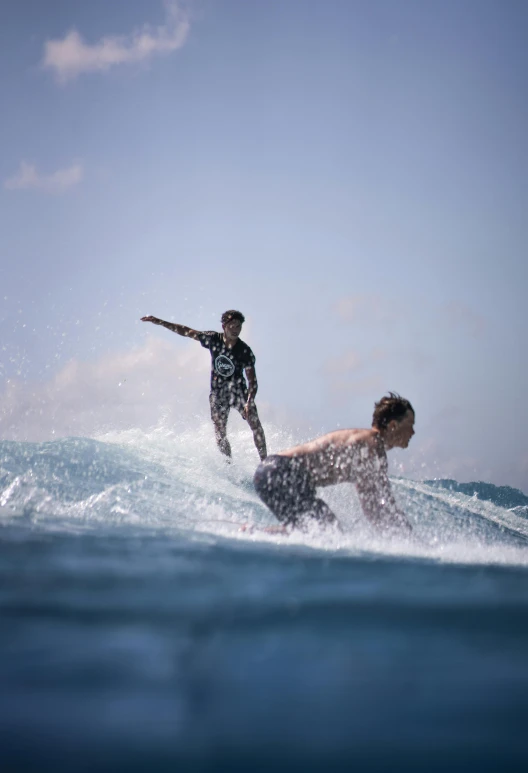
[{"xmin": 198, "ymin": 331, "xmax": 257, "ymax": 422}]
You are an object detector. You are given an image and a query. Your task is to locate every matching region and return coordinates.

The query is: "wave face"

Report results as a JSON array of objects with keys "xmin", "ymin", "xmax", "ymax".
[
  {"xmin": 1, "ymin": 425, "xmax": 528, "ymax": 771},
  {"xmin": 424, "ymin": 478, "xmax": 528, "ymax": 511},
  {"xmin": 1, "ymin": 428, "xmax": 527, "ymax": 554}
]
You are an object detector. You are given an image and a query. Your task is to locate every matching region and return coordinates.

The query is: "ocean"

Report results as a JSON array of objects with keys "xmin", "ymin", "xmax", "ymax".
[{"xmin": 1, "ymin": 424, "xmax": 528, "ymax": 772}]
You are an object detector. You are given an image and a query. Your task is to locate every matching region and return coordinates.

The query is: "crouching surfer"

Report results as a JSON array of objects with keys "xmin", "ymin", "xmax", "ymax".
[{"xmin": 253, "ymin": 393, "xmax": 415, "ymax": 534}]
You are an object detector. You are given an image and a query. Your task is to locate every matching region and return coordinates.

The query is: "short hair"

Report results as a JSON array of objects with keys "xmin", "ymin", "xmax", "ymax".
[
  {"xmin": 221, "ymin": 310, "xmax": 245, "ymax": 325},
  {"xmin": 372, "ymin": 392, "xmax": 414, "ymax": 430}
]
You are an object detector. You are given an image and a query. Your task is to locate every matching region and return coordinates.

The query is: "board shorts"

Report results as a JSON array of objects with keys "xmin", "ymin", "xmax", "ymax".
[
  {"xmin": 209, "ymin": 384, "xmax": 258, "ymax": 423},
  {"xmin": 253, "ymin": 455, "xmax": 337, "ymax": 528}
]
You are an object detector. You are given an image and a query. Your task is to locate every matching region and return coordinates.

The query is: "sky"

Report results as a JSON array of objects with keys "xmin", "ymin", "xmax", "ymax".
[{"xmin": 1, "ymin": 0, "xmax": 527, "ymax": 490}]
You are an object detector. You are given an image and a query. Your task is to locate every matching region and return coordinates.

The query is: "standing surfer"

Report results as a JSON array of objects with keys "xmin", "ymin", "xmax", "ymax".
[{"xmin": 141, "ymin": 310, "xmax": 267, "ymax": 461}]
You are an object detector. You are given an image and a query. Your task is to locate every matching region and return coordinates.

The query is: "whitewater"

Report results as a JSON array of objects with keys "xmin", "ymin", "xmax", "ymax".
[{"xmin": 1, "ymin": 421, "xmax": 528, "ymax": 772}]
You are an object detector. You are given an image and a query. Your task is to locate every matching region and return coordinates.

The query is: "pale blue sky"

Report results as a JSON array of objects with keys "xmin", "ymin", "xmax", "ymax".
[{"xmin": 1, "ymin": 0, "xmax": 527, "ymax": 489}]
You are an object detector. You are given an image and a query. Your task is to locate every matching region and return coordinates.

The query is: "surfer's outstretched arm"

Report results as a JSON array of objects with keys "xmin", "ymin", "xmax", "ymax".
[{"xmin": 140, "ymin": 316, "xmax": 202, "ymax": 341}]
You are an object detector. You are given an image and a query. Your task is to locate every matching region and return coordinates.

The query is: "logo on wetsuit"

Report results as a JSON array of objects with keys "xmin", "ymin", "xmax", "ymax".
[{"xmin": 215, "ymin": 354, "xmax": 235, "ymax": 377}]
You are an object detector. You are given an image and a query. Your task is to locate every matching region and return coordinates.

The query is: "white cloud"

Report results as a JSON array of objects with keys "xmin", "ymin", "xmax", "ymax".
[
  {"xmin": 324, "ymin": 350, "xmax": 363, "ymax": 375},
  {"xmin": 4, "ymin": 161, "xmax": 83, "ymax": 193},
  {"xmin": 1, "ymin": 338, "xmax": 526, "ymax": 490},
  {"xmin": 328, "ymin": 374, "xmax": 385, "ymax": 401},
  {"xmin": 334, "ymin": 294, "xmax": 405, "ymax": 327},
  {"xmin": 321, "ymin": 349, "xmax": 388, "ymax": 403},
  {"xmin": 42, "ymin": 1, "xmax": 190, "ymax": 83},
  {"xmin": 439, "ymin": 301, "xmax": 487, "ymax": 339},
  {"xmin": 324, "ymin": 348, "xmax": 388, "ymax": 376},
  {"xmin": 335, "ymin": 294, "xmax": 487, "ymax": 341},
  {"xmin": 0, "ymin": 337, "xmax": 210, "ymax": 441}
]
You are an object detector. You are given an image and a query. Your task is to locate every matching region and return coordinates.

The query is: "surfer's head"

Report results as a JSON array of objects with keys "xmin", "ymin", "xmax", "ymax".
[
  {"xmin": 372, "ymin": 393, "xmax": 414, "ymax": 430},
  {"xmin": 221, "ymin": 310, "xmax": 245, "ymax": 341},
  {"xmin": 221, "ymin": 310, "xmax": 245, "ymax": 326},
  {"xmin": 372, "ymin": 393, "xmax": 415, "ymax": 448}
]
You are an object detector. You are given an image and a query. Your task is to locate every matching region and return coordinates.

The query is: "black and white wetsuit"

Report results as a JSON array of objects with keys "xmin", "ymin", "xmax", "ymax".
[{"xmin": 198, "ymin": 331, "xmax": 257, "ymax": 420}]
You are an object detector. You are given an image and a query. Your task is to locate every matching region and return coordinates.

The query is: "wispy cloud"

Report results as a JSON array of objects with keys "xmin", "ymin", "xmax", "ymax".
[
  {"xmin": 334, "ymin": 294, "xmax": 405, "ymax": 328},
  {"xmin": 321, "ymin": 348, "xmax": 388, "ymax": 400},
  {"xmin": 42, "ymin": 1, "xmax": 190, "ymax": 83},
  {"xmin": 0, "ymin": 337, "xmax": 209, "ymax": 442},
  {"xmin": 439, "ymin": 301, "xmax": 487, "ymax": 339},
  {"xmin": 335, "ymin": 293, "xmax": 487, "ymax": 341},
  {"xmin": 328, "ymin": 374, "xmax": 385, "ymax": 400},
  {"xmin": 324, "ymin": 349, "xmax": 387, "ymax": 376},
  {"xmin": 4, "ymin": 161, "xmax": 83, "ymax": 193}
]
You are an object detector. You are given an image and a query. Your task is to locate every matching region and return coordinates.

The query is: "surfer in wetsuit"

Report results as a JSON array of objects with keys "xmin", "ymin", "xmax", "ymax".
[
  {"xmin": 253, "ymin": 393, "xmax": 415, "ymax": 533},
  {"xmin": 140, "ymin": 310, "xmax": 267, "ymax": 461}
]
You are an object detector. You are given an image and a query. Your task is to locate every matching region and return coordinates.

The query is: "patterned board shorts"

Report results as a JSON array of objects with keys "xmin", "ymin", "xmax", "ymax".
[
  {"xmin": 209, "ymin": 385, "xmax": 258, "ymax": 422},
  {"xmin": 253, "ymin": 455, "xmax": 336, "ymax": 528}
]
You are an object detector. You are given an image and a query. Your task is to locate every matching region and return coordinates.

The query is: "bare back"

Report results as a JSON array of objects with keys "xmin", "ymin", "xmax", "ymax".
[
  {"xmin": 278, "ymin": 428, "xmax": 409, "ymax": 531},
  {"xmin": 279, "ymin": 428, "xmax": 386, "ymax": 487}
]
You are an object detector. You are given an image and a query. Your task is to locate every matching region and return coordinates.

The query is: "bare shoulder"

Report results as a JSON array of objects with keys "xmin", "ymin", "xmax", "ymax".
[
  {"xmin": 329, "ymin": 428, "xmax": 380, "ymax": 450},
  {"xmin": 282, "ymin": 427, "xmax": 378, "ymax": 457}
]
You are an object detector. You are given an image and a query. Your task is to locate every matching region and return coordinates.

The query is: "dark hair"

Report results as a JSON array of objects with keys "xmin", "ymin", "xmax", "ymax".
[
  {"xmin": 372, "ymin": 392, "xmax": 414, "ymax": 430},
  {"xmin": 221, "ymin": 310, "xmax": 245, "ymax": 325}
]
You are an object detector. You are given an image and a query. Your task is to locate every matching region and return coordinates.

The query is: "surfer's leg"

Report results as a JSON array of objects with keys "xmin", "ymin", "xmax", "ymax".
[
  {"xmin": 253, "ymin": 457, "xmax": 290, "ymax": 521},
  {"xmin": 254, "ymin": 458, "xmax": 340, "ymax": 531},
  {"xmin": 303, "ymin": 498, "xmax": 340, "ymax": 530},
  {"xmin": 253, "ymin": 456, "xmax": 315, "ymax": 525},
  {"xmin": 245, "ymin": 404, "xmax": 267, "ymax": 461},
  {"xmin": 209, "ymin": 393, "xmax": 231, "ymax": 458}
]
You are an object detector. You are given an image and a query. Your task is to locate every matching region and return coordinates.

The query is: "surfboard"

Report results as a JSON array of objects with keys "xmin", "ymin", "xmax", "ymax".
[
  {"xmin": 238, "ymin": 523, "xmax": 291, "ymax": 536},
  {"xmin": 199, "ymin": 518, "xmax": 291, "ymax": 537}
]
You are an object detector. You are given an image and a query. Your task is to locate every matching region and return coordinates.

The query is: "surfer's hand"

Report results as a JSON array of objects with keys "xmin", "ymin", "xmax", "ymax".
[
  {"xmin": 141, "ymin": 316, "xmax": 160, "ymax": 324},
  {"xmin": 241, "ymin": 402, "xmax": 250, "ymax": 420}
]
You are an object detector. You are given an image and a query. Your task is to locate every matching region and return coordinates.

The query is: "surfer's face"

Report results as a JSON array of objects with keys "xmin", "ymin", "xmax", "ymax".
[
  {"xmin": 388, "ymin": 410, "xmax": 415, "ymax": 448},
  {"xmin": 223, "ymin": 319, "xmax": 242, "ymax": 340}
]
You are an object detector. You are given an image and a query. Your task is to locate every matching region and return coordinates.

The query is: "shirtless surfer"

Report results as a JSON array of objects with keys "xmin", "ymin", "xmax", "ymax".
[
  {"xmin": 253, "ymin": 393, "xmax": 414, "ymax": 533},
  {"xmin": 141, "ymin": 310, "xmax": 267, "ymax": 461}
]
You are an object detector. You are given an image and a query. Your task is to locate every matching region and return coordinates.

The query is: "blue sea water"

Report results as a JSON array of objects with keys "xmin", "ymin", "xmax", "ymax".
[{"xmin": 1, "ymin": 424, "xmax": 528, "ymax": 772}]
